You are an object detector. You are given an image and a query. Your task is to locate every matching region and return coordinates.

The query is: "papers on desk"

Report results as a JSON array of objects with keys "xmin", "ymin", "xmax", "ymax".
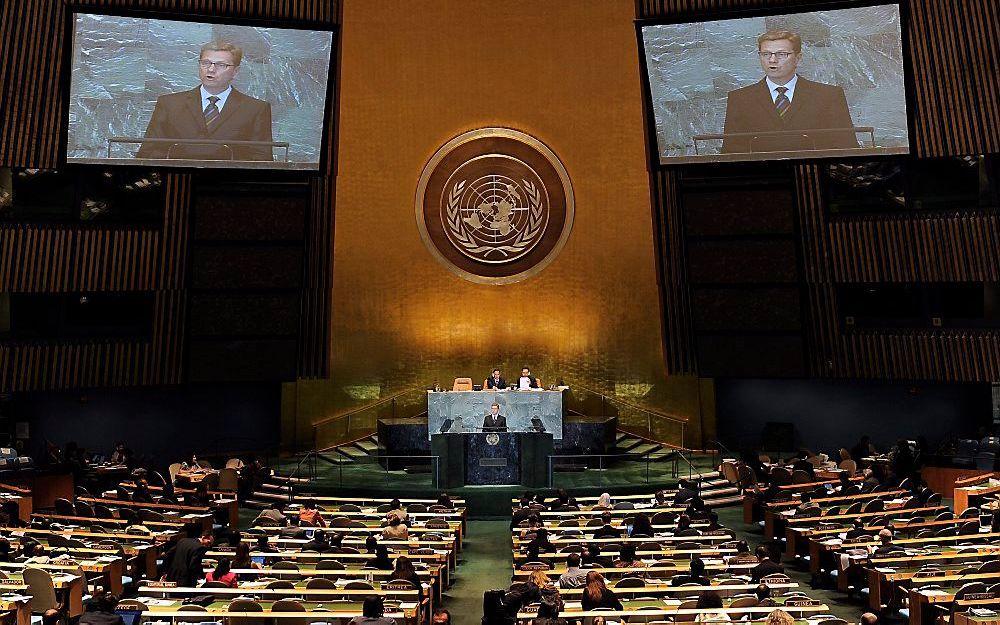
[
  {"xmin": 874, "ymin": 567, "xmax": 897, "ymax": 573},
  {"xmin": 564, "ymin": 602, "xmax": 583, "ymax": 610},
  {"xmin": 241, "ymin": 581, "xmax": 269, "ymax": 589},
  {"xmin": 399, "ymin": 602, "xmax": 418, "ymax": 610},
  {"xmin": 52, "ymin": 575, "xmax": 80, "ymax": 583},
  {"xmin": 662, "ymin": 599, "xmax": 682, "ymax": 606},
  {"xmin": 920, "ymin": 589, "xmax": 952, "ymax": 596},
  {"xmin": 0, "ymin": 595, "xmax": 31, "ymax": 603},
  {"xmin": 970, "ymin": 608, "xmax": 998, "ymax": 617},
  {"xmin": 142, "ymin": 599, "xmax": 178, "ymax": 607}
]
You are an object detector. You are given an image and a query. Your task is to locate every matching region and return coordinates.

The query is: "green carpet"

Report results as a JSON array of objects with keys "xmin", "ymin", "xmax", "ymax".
[
  {"xmin": 274, "ymin": 452, "xmax": 721, "ymax": 517},
  {"xmin": 445, "ymin": 520, "xmax": 511, "ymax": 625}
]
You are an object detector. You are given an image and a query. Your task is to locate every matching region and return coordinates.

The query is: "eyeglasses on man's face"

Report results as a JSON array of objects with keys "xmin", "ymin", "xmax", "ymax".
[
  {"xmin": 758, "ymin": 51, "xmax": 795, "ymax": 61},
  {"xmin": 198, "ymin": 60, "xmax": 236, "ymax": 70}
]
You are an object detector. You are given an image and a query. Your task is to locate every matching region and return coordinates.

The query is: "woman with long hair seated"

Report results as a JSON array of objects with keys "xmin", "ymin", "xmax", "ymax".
[
  {"xmin": 230, "ymin": 542, "xmax": 261, "ymax": 580},
  {"xmin": 694, "ymin": 590, "xmax": 730, "ymax": 623},
  {"xmin": 390, "ymin": 556, "xmax": 423, "ymax": 602},
  {"xmin": 581, "ymin": 571, "xmax": 623, "ymax": 610},
  {"xmin": 348, "ymin": 595, "xmax": 395, "ymax": 625},
  {"xmin": 204, "ymin": 557, "xmax": 238, "ymax": 588}
]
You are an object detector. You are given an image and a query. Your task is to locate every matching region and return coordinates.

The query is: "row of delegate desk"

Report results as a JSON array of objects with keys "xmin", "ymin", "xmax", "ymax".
[
  {"xmin": 507, "ymin": 490, "xmax": 840, "ymax": 623},
  {"xmin": 739, "ymin": 458, "xmax": 1000, "ymax": 625},
  {"xmin": 15, "ymin": 491, "xmax": 466, "ymax": 625}
]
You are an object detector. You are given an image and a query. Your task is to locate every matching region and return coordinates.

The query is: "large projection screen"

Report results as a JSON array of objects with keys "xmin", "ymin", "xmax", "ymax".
[
  {"xmin": 639, "ymin": 4, "xmax": 909, "ymax": 165},
  {"xmin": 66, "ymin": 13, "xmax": 334, "ymax": 171}
]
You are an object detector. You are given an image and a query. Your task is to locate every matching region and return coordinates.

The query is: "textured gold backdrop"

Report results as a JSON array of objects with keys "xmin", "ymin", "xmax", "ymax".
[{"xmin": 284, "ymin": 0, "xmax": 712, "ymax": 449}]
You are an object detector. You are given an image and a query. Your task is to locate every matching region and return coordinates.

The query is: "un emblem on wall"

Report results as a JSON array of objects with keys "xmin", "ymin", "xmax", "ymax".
[{"xmin": 416, "ymin": 128, "xmax": 574, "ymax": 284}]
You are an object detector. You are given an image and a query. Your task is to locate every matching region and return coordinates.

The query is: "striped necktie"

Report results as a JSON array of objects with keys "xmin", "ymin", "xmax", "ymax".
[
  {"xmin": 775, "ymin": 86, "xmax": 790, "ymax": 118},
  {"xmin": 204, "ymin": 95, "xmax": 220, "ymax": 126}
]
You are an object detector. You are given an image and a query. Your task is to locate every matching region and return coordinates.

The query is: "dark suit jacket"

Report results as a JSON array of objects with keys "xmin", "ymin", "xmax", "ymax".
[
  {"xmin": 79, "ymin": 610, "xmax": 125, "ymax": 625},
  {"xmin": 137, "ymin": 86, "xmax": 273, "ymax": 161},
  {"xmin": 485, "ymin": 376, "xmax": 507, "ymax": 389},
  {"xmin": 592, "ymin": 524, "xmax": 622, "ymax": 539},
  {"xmin": 673, "ymin": 486, "xmax": 697, "ymax": 505},
  {"xmin": 483, "ymin": 415, "xmax": 508, "ymax": 431},
  {"xmin": 721, "ymin": 76, "xmax": 857, "ymax": 154},
  {"xmin": 163, "ymin": 537, "xmax": 209, "ymax": 587},
  {"xmin": 750, "ymin": 559, "xmax": 785, "ymax": 582}
]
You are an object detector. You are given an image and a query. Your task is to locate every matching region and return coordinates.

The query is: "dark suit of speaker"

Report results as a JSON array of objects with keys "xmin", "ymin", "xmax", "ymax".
[
  {"xmin": 137, "ymin": 87, "xmax": 273, "ymax": 161},
  {"xmin": 482, "ymin": 414, "xmax": 508, "ymax": 432},
  {"xmin": 721, "ymin": 77, "xmax": 857, "ymax": 154}
]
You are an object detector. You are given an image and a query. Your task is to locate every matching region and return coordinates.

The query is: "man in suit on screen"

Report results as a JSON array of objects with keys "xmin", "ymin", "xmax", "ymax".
[
  {"xmin": 137, "ymin": 41, "xmax": 273, "ymax": 161},
  {"xmin": 721, "ymin": 30, "xmax": 859, "ymax": 155}
]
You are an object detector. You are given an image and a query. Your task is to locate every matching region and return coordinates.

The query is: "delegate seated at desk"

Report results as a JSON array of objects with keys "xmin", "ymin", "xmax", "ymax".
[
  {"xmin": 517, "ymin": 367, "xmax": 541, "ymax": 390},
  {"xmin": 482, "ymin": 403, "xmax": 508, "ymax": 432},
  {"xmin": 484, "ymin": 368, "xmax": 506, "ymax": 390}
]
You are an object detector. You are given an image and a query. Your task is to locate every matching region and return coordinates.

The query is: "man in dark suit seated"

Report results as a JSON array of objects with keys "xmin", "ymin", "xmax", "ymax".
[
  {"xmin": 673, "ymin": 478, "xmax": 698, "ymax": 505},
  {"xmin": 482, "ymin": 402, "xmax": 508, "ymax": 432},
  {"xmin": 137, "ymin": 41, "xmax": 273, "ymax": 161},
  {"xmin": 592, "ymin": 511, "xmax": 622, "ymax": 539},
  {"xmin": 791, "ymin": 450, "xmax": 817, "ymax": 479},
  {"xmin": 484, "ymin": 368, "xmax": 506, "ymax": 390},
  {"xmin": 872, "ymin": 528, "xmax": 905, "ymax": 557},
  {"xmin": 721, "ymin": 30, "xmax": 858, "ymax": 154},
  {"xmin": 750, "ymin": 544, "xmax": 785, "ymax": 582}
]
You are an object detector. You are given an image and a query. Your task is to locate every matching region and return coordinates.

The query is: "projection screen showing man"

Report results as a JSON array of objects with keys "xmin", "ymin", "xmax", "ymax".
[
  {"xmin": 66, "ymin": 13, "xmax": 334, "ymax": 171},
  {"xmin": 639, "ymin": 4, "xmax": 909, "ymax": 165}
]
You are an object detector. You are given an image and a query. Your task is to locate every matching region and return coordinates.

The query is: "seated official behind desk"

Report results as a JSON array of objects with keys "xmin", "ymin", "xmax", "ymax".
[
  {"xmin": 484, "ymin": 368, "xmax": 506, "ymax": 390},
  {"xmin": 517, "ymin": 367, "xmax": 540, "ymax": 390},
  {"xmin": 482, "ymin": 403, "xmax": 508, "ymax": 432}
]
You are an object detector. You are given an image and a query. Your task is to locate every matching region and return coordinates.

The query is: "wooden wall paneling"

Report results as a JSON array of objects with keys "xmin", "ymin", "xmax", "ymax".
[
  {"xmin": 827, "ymin": 213, "xmax": 1000, "ymax": 283},
  {"xmin": 650, "ymin": 169, "xmax": 697, "ymax": 375},
  {"xmin": 0, "ymin": 341, "xmax": 154, "ymax": 392},
  {"xmin": 298, "ymin": 175, "xmax": 333, "ymax": 379},
  {"xmin": 793, "ymin": 165, "xmax": 840, "ymax": 377},
  {"xmin": 0, "ymin": 226, "xmax": 161, "ymax": 292},
  {"xmin": 0, "ymin": 1, "xmax": 64, "ymax": 168},
  {"xmin": 72, "ymin": 0, "xmax": 339, "ymax": 22}
]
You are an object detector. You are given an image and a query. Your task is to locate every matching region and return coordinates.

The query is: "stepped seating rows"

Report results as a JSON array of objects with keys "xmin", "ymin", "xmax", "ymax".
[
  {"xmin": 504, "ymin": 487, "xmax": 840, "ymax": 623},
  {"xmin": 729, "ymin": 454, "xmax": 1000, "ymax": 625}
]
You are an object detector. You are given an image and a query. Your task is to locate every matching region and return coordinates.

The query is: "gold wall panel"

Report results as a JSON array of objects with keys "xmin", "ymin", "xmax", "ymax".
[{"xmin": 286, "ymin": 0, "xmax": 712, "ymax": 449}]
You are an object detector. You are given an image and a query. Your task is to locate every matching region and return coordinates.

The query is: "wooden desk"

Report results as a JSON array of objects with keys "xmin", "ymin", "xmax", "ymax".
[
  {"xmin": 955, "ymin": 473, "xmax": 1000, "ymax": 514},
  {"xmin": 0, "ymin": 571, "xmax": 84, "ymax": 617},
  {"xmin": 77, "ymin": 497, "xmax": 217, "ymax": 530}
]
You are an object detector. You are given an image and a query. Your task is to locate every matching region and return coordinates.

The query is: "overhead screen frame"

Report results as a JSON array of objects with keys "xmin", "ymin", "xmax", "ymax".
[
  {"xmin": 59, "ymin": 4, "xmax": 339, "ymax": 174},
  {"xmin": 634, "ymin": 0, "xmax": 916, "ymax": 171}
]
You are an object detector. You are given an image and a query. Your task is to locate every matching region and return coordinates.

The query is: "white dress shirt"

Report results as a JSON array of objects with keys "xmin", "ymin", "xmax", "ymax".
[
  {"xmin": 765, "ymin": 74, "xmax": 799, "ymax": 104},
  {"xmin": 200, "ymin": 85, "xmax": 233, "ymax": 113}
]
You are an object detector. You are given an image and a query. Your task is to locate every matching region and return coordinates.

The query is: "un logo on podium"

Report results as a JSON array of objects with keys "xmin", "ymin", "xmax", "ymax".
[
  {"xmin": 416, "ymin": 128, "xmax": 574, "ymax": 285},
  {"xmin": 486, "ymin": 433, "xmax": 500, "ymax": 446}
]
